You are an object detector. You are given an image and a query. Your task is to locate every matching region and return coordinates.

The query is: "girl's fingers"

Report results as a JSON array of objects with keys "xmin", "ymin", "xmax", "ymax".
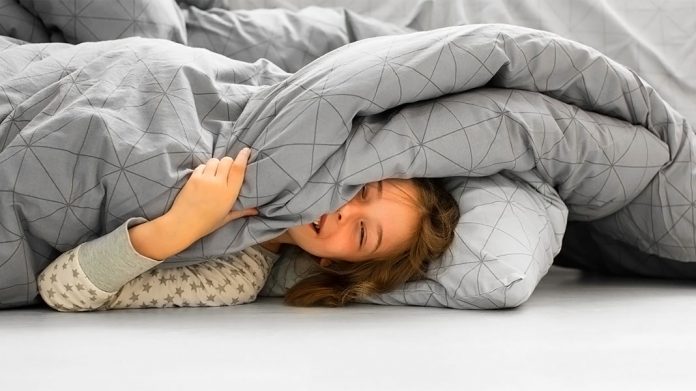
[
  {"xmin": 203, "ymin": 148, "xmax": 251, "ymax": 181},
  {"xmin": 202, "ymin": 158, "xmax": 219, "ymax": 176},
  {"xmin": 236, "ymin": 147, "xmax": 251, "ymax": 162},
  {"xmin": 241, "ymin": 207, "xmax": 258, "ymax": 216},
  {"xmin": 228, "ymin": 148, "xmax": 251, "ymax": 187},
  {"xmin": 217, "ymin": 156, "xmax": 234, "ymax": 177},
  {"xmin": 191, "ymin": 163, "xmax": 205, "ymax": 177},
  {"xmin": 224, "ymin": 207, "xmax": 258, "ymax": 224}
]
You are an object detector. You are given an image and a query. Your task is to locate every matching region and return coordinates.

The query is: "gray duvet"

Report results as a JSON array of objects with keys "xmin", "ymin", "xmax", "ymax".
[{"xmin": 1, "ymin": 1, "xmax": 694, "ymax": 309}]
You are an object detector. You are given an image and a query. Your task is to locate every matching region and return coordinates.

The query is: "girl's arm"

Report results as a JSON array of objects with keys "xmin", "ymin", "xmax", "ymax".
[
  {"xmin": 127, "ymin": 212, "xmax": 198, "ymax": 262},
  {"xmin": 37, "ymin": 148, "xmax": 271, "ymax": 312},
  {"xmin": 37, "ymin": 216, "xmax": 278, "ymax": 312}
]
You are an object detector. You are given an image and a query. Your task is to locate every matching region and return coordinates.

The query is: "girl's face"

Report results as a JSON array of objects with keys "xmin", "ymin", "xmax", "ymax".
[{"xmin": 285, "ymin": 178, "xmax": 421, "ymax": 266}]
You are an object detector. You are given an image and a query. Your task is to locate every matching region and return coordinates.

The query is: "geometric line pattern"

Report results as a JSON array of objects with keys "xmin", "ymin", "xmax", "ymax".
[
  {"xmin": 221, "ymin": 0, "xmax": 696, "ymax": 128},
  {"xmin": 1, "ymin": 3, "xmax": 694, "ymax": 310}
]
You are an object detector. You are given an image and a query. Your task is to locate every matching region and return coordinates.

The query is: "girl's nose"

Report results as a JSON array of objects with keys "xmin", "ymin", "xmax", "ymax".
[{"xmin": 336, "ymin": 198, "xmax": 360, "ymax": 222}]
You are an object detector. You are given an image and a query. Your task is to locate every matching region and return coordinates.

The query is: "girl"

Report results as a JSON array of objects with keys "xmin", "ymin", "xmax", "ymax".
[{"xmin": 37, "ymin": 148, "xmax": 459, "ymax": 311}]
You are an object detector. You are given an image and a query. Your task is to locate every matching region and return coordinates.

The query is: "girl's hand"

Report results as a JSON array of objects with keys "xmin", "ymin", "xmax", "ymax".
[{"xmin": 166, "ymin": 148, "xmax": 258, "ymax": 242}]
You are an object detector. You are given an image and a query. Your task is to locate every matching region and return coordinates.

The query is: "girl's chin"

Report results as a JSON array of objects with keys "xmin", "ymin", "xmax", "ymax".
[
  {"xmin": 289, "ymin": 224, "xmax": 315, "ymax": 235},
  {"xmin": 287, "ymin": 224, "xmax": 318, "ymax": 248}
]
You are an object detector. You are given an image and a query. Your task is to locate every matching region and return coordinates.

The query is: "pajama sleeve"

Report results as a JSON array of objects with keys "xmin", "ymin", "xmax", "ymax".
[{"xmin": 37, "ymin": 217, "xmax": 280, "ymax": 312}]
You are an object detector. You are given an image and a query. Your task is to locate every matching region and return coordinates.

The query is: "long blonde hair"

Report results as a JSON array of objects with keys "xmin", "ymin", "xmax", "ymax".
[{"xmin": 284, "ymin": 177, "xmax": 460, "ymax": 307}]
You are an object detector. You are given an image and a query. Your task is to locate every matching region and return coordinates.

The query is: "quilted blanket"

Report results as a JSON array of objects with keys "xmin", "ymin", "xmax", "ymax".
[{"xmin": 1, "ymin": 1, "xmax": 694, "ymax": 308}]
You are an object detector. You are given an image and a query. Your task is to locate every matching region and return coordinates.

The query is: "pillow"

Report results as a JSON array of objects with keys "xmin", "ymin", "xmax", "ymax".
[
  {"xmin": 260, "ymin": 171, "xmax": 568, "ymax": 309},
  {"xmin": 18, "ymin": 0, "xmax": 186, "ymax": 43},
  {"xmin": 0, "ymin": 0, "xmax": 49, "ymax": 42}
]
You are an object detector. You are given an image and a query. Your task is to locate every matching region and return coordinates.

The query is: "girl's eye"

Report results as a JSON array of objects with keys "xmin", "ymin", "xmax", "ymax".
[{"xmin": 359, "ymin": 221, "xmax": 365, "ymax": 248}]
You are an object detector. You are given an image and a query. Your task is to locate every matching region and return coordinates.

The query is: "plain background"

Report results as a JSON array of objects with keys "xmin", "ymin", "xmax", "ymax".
[{"xmin": 2, "ymin": 266, "xmax": 696, "ymax": 390}]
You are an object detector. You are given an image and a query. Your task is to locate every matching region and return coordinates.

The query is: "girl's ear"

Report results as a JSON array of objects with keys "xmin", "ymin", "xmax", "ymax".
[{"xmin": 319, "ymin": 258, "xmax": 333, "ymax": 267}]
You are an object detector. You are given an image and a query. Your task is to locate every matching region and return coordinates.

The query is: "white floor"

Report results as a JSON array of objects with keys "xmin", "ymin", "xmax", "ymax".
[{"xmin": 2, "ymin": 265, "xmax": 696, "ymax": 391}]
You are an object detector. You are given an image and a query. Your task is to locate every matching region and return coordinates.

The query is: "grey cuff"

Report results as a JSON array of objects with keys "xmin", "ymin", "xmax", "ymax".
[{"xmin": 78, "ymin": 217, "xmax": 161, "ymax": 293}]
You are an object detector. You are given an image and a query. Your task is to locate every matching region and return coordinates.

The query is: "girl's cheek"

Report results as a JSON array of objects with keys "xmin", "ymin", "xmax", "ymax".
[{"xmin": 335, "ymin": 238, "xmax": 352, "ymax": 254}]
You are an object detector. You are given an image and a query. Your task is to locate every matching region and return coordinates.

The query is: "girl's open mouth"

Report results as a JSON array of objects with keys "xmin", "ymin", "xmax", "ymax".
[{"xmin": 311, "ymin": 214, "xmax": 325, "ymax": 234}]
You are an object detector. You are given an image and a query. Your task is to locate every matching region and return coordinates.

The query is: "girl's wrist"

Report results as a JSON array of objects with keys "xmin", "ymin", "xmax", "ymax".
[{"xmin": 128, "ymin": 213, "xmax": 197, "ymax": 261}]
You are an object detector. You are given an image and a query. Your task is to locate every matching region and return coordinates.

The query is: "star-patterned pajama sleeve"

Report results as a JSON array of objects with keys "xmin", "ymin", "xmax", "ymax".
[{"xmin": 37, "ymin": 217, "xmax": 280, "ymax": 312}]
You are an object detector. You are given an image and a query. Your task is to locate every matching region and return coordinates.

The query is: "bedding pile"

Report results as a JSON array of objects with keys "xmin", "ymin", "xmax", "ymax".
[{"xmin": 1, "ymin": 0, "xmax": 694, "ymax": 309}]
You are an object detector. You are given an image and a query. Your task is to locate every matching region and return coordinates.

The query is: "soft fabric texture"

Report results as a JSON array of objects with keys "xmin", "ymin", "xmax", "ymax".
[
  {"xmin": 37, "ymin": 221, "xmax": 278, "ymax": 311},
  {"xmin": 1, "ymin": 1, "xmax": 694, "ymax": 310},
  {"xmin": 218, "ymin": 0, "xmax": 696, "ymax": 129},
  {"xmin": 16, "ymin": 0, "xmax": 187, "ymax": 44}
]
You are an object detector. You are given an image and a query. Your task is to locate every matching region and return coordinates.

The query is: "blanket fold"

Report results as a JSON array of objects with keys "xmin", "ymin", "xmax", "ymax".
[{"xmin": 1, "ymin": 2, "xmax": 694, "ymax": 309}]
